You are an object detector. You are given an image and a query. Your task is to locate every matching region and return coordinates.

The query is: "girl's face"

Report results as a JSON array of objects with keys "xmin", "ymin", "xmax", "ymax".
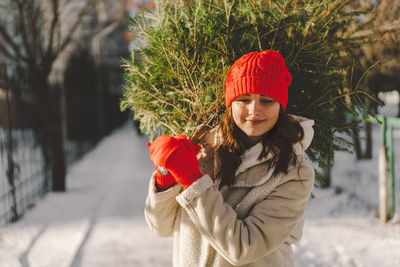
[{"xmin": 231, "ymin": 94, "xmax": 280, "ymax": 143}]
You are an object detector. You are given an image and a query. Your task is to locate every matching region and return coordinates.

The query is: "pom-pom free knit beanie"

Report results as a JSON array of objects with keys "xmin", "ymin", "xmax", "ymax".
[{"xmin": 224, "ymin": 50, "xmax": 292, "ymax": 109}]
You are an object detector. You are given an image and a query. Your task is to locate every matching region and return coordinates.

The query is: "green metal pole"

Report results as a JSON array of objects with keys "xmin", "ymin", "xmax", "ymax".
[{"xmin": 381, "ymin": 117, "xmax": 387, "ymax": 148}]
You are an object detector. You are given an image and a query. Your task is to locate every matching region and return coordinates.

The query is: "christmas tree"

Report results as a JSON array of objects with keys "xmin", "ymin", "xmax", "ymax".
[{"xmin": 121, "ymin": 0, "xmax": 377, "ymax": 176}]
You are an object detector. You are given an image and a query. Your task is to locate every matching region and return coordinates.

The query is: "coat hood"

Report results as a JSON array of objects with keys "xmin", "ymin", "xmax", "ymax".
[{"xmin": 291, "ymin": 114, "xmax": 314, "ymax": 155}]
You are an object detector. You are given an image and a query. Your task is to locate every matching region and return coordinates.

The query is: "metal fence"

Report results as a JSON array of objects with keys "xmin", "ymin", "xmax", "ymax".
[
  {"xmin": 0, "ymin": 64, "xmax": 101, "ymax": 226},
  {"xmin": 0, "ymin": 64, "xmax": 50, "ymax": 226},
  {"xmin": 0, "ymin": 58, "xmax": 127, "ymax": 226}
]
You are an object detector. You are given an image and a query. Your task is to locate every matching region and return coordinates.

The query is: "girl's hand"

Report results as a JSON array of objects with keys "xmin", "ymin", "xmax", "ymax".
[
  {"xmin": 153, "ymin": 170, "xmax": 176, "ymax": 191},
  {"xmin": 148, "ymin": 135, "xmax": 203, "ymax": 189}
]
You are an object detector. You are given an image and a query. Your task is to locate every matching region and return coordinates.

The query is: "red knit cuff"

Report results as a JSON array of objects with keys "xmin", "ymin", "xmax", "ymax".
[{"xmin": 154, "ymin": 172, "xmax": 176, "ymax": 192}]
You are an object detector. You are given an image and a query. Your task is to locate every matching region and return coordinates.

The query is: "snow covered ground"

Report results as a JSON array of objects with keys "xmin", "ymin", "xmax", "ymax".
[
  {"xmin": 1, "ymin": 108, "xmax": 400, "ymax": 267},
  {"xmin": 294, "ymin": 140, "xmax": 400, "ymax": 267},
  {"xmin": 294, "ymin": 103, "xmax": 400, "ymax": 267}
]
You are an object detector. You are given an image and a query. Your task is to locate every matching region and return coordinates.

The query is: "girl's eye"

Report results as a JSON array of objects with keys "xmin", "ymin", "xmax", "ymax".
[
  {"xmin": 261, "ymin": 99, "xmax": 274, "ymax": 104},
  {"xmin": 237, "ymin": 98, "xmax": 250, "ymax": 103}
]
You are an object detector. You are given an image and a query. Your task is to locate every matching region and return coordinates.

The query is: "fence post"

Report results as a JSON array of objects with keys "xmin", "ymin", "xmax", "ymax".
[
  {"xmin": 379, "ymin": 148, "xmax": 391, "ymax": 222},
  {"xmin": 378, "ymin": 117, "xmax": 391, "ymax": 222},
  {"xmin": 388, "ymin": 120, "xmax": 396, "ymax": 219}
]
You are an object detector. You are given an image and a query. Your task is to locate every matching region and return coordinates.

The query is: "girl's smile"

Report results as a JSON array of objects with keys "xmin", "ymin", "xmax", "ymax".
[{"xmin": 246, "ymin": 119, "xmax": 265, "ymax": 125}]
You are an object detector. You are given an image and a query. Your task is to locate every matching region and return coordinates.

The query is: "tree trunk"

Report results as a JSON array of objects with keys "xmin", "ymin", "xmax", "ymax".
[
  {"xmin": 320, "ymin": 167, "xmax": 331, "ymax": 188},
  {"xmin": 365, "ymin": 121, "xmax": 372, "ymax": 159},
  {"xmin": 352, "ymin": 124, "xmax": 362, "ymax": 159},
  {"xmin": 47, "ymin": 119, "xmax": 66, "ymax": 191},
  {"xmin": 30, "ymin": 70, "xmax": 67, "ymax": 192},
  {"xmin": 352, "ymin": 121, "xmax": 373, "ymax": 160}
]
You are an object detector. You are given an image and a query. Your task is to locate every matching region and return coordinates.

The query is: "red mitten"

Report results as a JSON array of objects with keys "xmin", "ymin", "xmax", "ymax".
[
  {"xmin": 148, "ymin": 135, "xmax": 203, "ymax": 189},
  {"xmin": 175, "ymin": 135, "xmax": 202, "ymax": 154},
  {"xmin": 148, "ymin": 135, "xmax": 200, "ymax": 191},
  {"xmin": 165, "ymin": 146, "xmax": 203, "ymax": 188},
  {"xmin": 147, "ymin": 136, "xmax": 177, "ymax": 191},
  {"xmin": 164, "ymin": 135, "xmax": 203, "ymax": 188},
  {"xmin": 148, "ymin": 135, "xmax": 182, "ymax": 167}
]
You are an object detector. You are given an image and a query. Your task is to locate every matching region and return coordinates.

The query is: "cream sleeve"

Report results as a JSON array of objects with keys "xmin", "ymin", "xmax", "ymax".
[{"xmin": 144, "ymin": 172, "xmax": 183, "ymax": 237}]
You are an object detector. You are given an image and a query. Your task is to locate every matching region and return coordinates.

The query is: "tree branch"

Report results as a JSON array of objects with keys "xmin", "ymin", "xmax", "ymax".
[
  {"xmin": 53, "ymin": 0, "xmax": 92, "ymax": 59},
  {"xmin": 15, "ymin": 0, "xmax": 35, "ymax": 64},
  {"xmin": 29, "ymin": 0, "xmax": 44, "ymax": 63},
  {"xmin": 44, "ymin": 0, "xmax": 59, "ymax": 63},
  {"xmin": 0, "ymin": 23, "xmax": 26, "ymax": 62},
  {"xmin": 20, "ymin": 0, "xmax": 44, "ymax": 68},
  {"xmin": 0, "ymin": 41, "xmax": 12, "ymax": 59}
]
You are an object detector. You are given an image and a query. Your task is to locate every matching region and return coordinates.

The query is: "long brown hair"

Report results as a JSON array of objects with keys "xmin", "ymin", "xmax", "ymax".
[{"xmin": 216, "ymin": 106, "xmax": 304, "ymax": 186}]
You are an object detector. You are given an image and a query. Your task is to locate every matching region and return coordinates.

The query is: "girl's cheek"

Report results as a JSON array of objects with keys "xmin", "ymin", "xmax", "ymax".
[{"xmin": 237, "ymin": 110, "xmax": 246, "ymax": 119}]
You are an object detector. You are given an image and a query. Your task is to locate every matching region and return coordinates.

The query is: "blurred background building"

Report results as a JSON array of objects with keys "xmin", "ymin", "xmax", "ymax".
[{"xmin": 0, "ymin": 0, "xmax": 155, "ymax": 226}]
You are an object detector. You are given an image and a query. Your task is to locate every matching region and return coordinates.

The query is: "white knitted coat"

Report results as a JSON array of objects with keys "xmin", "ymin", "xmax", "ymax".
[{"xmin": 145, "ymin": 115, "xmax": 315, "ymax": 267}]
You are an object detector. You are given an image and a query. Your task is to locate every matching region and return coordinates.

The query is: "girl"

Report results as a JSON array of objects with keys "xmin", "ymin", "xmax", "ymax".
[{"xmin": 145, "ymin": 50, "xmax": 315, "ymax": 267}]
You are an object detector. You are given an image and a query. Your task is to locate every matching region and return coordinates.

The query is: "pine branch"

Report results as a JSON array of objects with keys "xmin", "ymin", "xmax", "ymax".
[{"xmin": 270, "ymin": 0, "xmax": 290, "ymax": 50}]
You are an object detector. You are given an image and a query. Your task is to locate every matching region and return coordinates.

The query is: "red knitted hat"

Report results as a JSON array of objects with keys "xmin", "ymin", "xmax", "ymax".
[{"xmin": 224, "ymin": 50, "xmax": 292, "ymax": 109}]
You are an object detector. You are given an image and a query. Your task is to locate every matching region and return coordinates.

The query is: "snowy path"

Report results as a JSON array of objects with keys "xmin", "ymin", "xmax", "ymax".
[
  {"xmin": 0, "ymin": 123, "xmax": 172, "ymax": 267},
  {"xmin": 0, "ymin": 122, "xmax": 399, "ymax": 267}
]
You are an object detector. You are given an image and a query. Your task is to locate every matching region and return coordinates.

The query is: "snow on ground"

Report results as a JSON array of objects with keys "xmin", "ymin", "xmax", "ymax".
[
  {"xmin": 0, "ymin": 122, "xmax": 172, "ymax": 267},
  {"xmin": 294, "ymin": 143, "xmax": 400, "ymax": 267},
  {"xmin": 293, "ymin": 104, "xmax": 400, "ymax": 267},
  {"xmin": 1, "ymin": 107, "xmax": 400, "ymax": 267}
]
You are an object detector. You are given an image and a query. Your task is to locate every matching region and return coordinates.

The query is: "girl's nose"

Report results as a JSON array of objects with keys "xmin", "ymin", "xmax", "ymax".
[{"xmin": 248, "ymin": 100, "xmax": 260, "ymax": 115}]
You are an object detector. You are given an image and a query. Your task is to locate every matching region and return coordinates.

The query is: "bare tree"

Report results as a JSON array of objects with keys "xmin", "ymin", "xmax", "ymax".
[{"xmin": 0, "ymin": 0, "xmax": 93, "ymax": 191}]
